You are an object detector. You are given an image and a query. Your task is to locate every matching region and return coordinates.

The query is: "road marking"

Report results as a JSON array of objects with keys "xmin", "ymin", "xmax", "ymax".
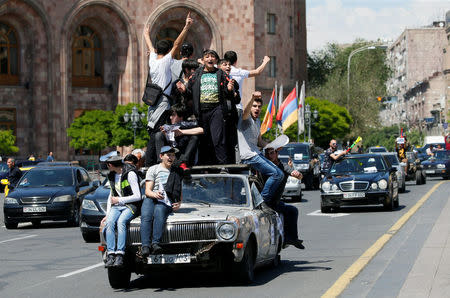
[
  {"xmin": 308, "ymin": 210, "xmax": 349, "ymax": 218},
  {"xmin": 0, "ymin": 234, "xmax": 37, "ymax": 244},
  {"xmin": 56, "ymin": 262, "xmax": 104, "ymax": 278},
  {"xmin": 322, "ymin": 181, "xmax": 446, "ymax": 298}
]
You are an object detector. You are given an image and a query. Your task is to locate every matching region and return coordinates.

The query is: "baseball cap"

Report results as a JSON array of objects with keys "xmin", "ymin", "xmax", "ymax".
[
  {"xmin": 106, "ymin": 155, "xmax": 123, "ymax": 165},
  {"xmin": 160, "ymin": 146, "xmax": 179, "ymax": 154}
]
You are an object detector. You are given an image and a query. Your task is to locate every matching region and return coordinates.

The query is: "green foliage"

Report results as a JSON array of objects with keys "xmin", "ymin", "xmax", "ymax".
[
  {"xmin": 67, "ymin": 110, "xmax": 114, "ymax": 153},
  {"xmin": 361, "ymin": 125, "xmax": 424, "ymax": 151},
  {"xmin": 0, "ymin": 130, "xmax": 19, "ymax": 155},
  {"xmin": 110, "ymin": 103, "xmax": 149, "ymax": 148}
]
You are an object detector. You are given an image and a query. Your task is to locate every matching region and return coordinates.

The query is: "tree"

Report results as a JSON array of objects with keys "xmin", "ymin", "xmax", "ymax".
[
  {"xmin": 110, "ymin": 103, "xmax": 149, "ymax": 148},
  {"xmin": 361, "ymin": 125, "xmax": 424, "ymax": 151},
  {"xmin": 0, "ymin": 130, "xmax": 19, "ymax": 155},
  {"xmin": 67, "ymin": 110, "xmax": 114, "ymax": 154}
]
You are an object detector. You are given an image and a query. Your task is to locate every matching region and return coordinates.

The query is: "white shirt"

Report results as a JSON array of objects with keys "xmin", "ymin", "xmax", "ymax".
[
  {"xmin": 149, "ymin": 52, "xmax": 174, "ymax": 96},
  {"xmin": 229, "ymin": 66, "xmax": 250, "ymax": 108},
  {"xmin": 106, "ymin": 171, "xmax": 141, "ymax": 214}
]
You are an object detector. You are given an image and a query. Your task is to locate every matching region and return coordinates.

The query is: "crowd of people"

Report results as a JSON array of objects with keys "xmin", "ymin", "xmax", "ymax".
[{"xmin": 101, "ymin": 12, "xmax": 306, "ymax": 267}]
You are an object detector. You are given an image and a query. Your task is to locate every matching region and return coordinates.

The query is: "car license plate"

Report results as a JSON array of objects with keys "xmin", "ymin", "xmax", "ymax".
[
  {"xmin": 147, "ymin": 253, "xmax": 191, "ymax": 264},
  {"xmin": 23, "ymin": 206, "xmax": 46, "ymax": 213},
  {"xmin": 343, "ymin": 192, "xmax": 365, "ymax": 199},
  {"xmin": 426, "ymin": 170, "xmax": 435, "ymax": 174}
]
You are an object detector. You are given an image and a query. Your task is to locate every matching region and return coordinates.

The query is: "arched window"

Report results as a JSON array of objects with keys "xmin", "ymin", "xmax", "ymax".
[
  {"xmin": 72, "ymin": 25, "xmax": 103, "ymax": 87},
  {"xmin": 0, "ymin": 22, "xmax": 19, "ymax": 85}
]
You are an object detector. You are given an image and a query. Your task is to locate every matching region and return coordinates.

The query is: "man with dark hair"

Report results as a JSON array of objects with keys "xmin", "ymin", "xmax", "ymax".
[
  {"xmin": 171, "ymin": 42, "xmax": 194, "ymax": 81},
  {"xmin": 6, "ymin": 158, "xmax": 22, "ymax": 190},
  {"xmin": 323, "ymin": 139, "xmax": 347, "ymax": 172},
  {"xmin": 224, "ymin": 51, "xmax": 270, "ymax": 106},
  {"xmin": 172, "ymin": 59, "xmax": 200, "ymax": 117},
  {"xmin": 144, "ymin": 12, "xmax": 194, "ymax": 167}
]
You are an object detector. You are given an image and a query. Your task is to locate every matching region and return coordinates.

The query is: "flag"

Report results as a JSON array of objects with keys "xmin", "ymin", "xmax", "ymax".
[
  {"xmin": 276, "ymin": 87, "xmax": 298, "ymax": 132},
  {"xmin": 260, "ymin": 88, "xmax": 276, "ymax": 135},
  {"xmin": 297, "ymin": 81, "xmax": 305, "ymax": 134}
]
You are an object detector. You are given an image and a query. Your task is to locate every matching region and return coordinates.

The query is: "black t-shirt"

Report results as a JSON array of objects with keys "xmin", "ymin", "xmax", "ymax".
[
  {"xmin": 8, "ymin": 166, "xmax": 22, "ymax": 187},
  {"xmin": 323, "ymin": 148, "xmax": 335, "ymax": 171}
]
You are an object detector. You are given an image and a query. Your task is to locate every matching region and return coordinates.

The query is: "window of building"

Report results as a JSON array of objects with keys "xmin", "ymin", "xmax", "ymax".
[
  {"xmin": 0, "ymin": 23, "xmax": 19, "ymax": 85},
  {"xmin": 290, "ymin": 58, "xmax": 294, "ymax": 79},
  {"xmin": 267, "ymin": 13, "xmax": 276, "ymax": 34},
  {"xmin": 72, "ymin": 25, "xmax": 103, "ymax": 88},
  {"xmin": 0, "ymin": 108, "xmax": 16, "ymax": 136},
  {"xmin": 269, "ymin": 56, "xmax": 276, "ymax": 77},
  {"xmin": 289, "ymin": 16, "xmax": 293, "ymax": 38}
]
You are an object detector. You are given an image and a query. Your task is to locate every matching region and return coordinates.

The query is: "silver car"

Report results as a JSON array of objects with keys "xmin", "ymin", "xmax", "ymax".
[
  {"xmin": 100, "ymin": 166, "xmax": 284, "ymax": 288},
  {"xmin": 380, "ymin": 153, "xmax": 406, "ymax": 192}
]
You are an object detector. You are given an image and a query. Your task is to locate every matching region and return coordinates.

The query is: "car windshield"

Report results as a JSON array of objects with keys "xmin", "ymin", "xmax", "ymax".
[
  {"xmin": 17, "ymin": 168, "xmax": 74, "ymax": 188},
  {"xmin": 0, "ymin": 163, "xmax": 7, "ymax": 174},
  {"xmin": 433, "ymin": 151, "xmax": 450, "ymax": 160},
  {"xmin": 330, "ymin": 156, "xmax": 386, "ymax": 174},
  {"xmin": 278, "ymin": 145, "xmax": 310, "ymax": 161},
  {"xmin": 370, "ymin": 147, "xmax": 386, "ymax": 152},
  {"xmin": 182, "ymin": 176, "xmax": 248, "ymax": 206},
  {"xmin": 383, "ymin": 154, "xmax": 399, "ymax": 165}
]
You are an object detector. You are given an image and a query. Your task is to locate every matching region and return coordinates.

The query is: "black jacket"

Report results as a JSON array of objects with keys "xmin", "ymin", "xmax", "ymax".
[
  {"xmin": 8, "ymin": 166, "xmax": 22, "ymax": 188},
  {"xmin": 107, "ymin": 163, "xmax": 142, "ymax": 215}
]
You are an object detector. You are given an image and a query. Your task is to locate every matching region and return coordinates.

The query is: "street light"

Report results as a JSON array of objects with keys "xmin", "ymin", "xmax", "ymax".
[
  {"xmin": 304, "ymin": 104, "xmax": 318, "ymax": 143},
  {"xmin": 123, "ymin": 106, "xmax": 146, "ymax": 145},
  {"xmin": 347, "ymin": 44, "xmax": 388, "ymax": 110}
]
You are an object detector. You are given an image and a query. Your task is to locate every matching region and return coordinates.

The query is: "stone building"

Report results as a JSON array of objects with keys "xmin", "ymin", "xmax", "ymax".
[
  {"xmin": 381, "ymin": 20, "xmax": 448, "ymax": 134},
  {"xmin": 0, "ymin": 0, "xmax": 307, "ymax": 159}
]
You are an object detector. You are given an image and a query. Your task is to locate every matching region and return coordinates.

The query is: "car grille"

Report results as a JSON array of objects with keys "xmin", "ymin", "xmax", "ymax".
[
  {"xmin": 339, "ymin": 181, "xmax": 369, "ymax": 191},
  {"xmin": 127, "ymin": 222, "xmax": 218, "ymax": 245},
  {"xmin": 20, "ymin": 197, "xmax": 51, "ymax": 204},
  {"xmin": 99, "ymin": 202, "xmax": 107, "ymax": 212}
]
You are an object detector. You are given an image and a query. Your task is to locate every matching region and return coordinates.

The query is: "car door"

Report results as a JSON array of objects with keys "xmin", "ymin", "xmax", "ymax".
[
  {"xmin": 250, "ymin": 184, "xmax": 272, "ymax": 260},
  {"xmin": 76, "ymin": 169, "xmax": 92, "ymax": 198}
]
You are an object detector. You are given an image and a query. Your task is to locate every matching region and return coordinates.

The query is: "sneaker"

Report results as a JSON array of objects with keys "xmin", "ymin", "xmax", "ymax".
[
  {"xmin": 285, "ymin": 239, "xmax": 305, "ymax": 250},
  {"xmin": 104, "ymin": 254, "xmax": 115, "ymax": 268},
  {"xmin": 141, "ymin": 246, "xmax": 151, "ymax": 258},
  {"xmin": 151, "ymin": 243, "xmax": 163, "ymax": 254},
  {"xmin": 113, "ymin": 254, "xmax": 124, "ymax": 267}
]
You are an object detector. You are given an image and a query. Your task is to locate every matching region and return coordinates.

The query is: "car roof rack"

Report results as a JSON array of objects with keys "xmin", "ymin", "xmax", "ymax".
[{"xmin": 190, "ymin": 164, "xmax": 252, "ymax": 175}]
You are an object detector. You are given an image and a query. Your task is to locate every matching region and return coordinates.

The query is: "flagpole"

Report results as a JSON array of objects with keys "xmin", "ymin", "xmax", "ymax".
[
  {"xmin": 275, "ymin": 81, "xmax": 278, "ymax": 137},
  {"xmin": 296, "ymin": 81, "xmax": 299, "ymax": 143},
  {"xmin": 278, "ymin": 84, "xmax": 283, "ymax": 136},
  {"xmin": 302, "ymin": 81, "xmax": 306, "ymax": 142}
]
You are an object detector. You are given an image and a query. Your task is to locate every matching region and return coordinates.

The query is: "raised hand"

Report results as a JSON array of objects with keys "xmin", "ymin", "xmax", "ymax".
[{"xmin": 185, "ymin": 12, "xmax": 194, "ymax": 27}]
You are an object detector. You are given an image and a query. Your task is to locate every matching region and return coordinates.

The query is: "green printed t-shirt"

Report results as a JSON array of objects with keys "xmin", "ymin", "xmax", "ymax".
[{"xmin": 200, "ymin": 72, "xmax": 219, "ymax": 109}]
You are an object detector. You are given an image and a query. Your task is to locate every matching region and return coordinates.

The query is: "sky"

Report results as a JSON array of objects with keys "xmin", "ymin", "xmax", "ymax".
[{"xmin": 306, "ymin": 0, "xmax": 449, "ymax": 52}]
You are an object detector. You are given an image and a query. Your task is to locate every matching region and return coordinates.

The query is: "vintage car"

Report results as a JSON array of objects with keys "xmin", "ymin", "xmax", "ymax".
[
  {"xmin": 403, "ymin": 151, "xmax": 426, "ymax": 185},
  {"xmin": 380, "ymin": 152, "xmax": 406, "ymax": 193},
  {"xmin": 422, "ymin": 150, "xmax": 450, "ymax": 179},
  {"xmin": 100, "ymin": 165, "xmax": 284, "ymax": 288},
  {"xmin": 320, "ymin": 154, "xmax": 399, "ymax": 213}
]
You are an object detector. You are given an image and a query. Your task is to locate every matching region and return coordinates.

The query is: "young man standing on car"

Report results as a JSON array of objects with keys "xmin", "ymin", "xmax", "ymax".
[{"xmin": 323, "ymin": 139, "xmax": 347, "ymax": 173}]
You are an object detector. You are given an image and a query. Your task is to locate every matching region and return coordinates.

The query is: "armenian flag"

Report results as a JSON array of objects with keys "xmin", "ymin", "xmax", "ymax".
[
  {"xmin": 276, "ymin": 87, "xmax": 298, "ymax": 132},
  {"xmin": 260, "ymin": 88, "xmax": 276, "ymax": 135}
]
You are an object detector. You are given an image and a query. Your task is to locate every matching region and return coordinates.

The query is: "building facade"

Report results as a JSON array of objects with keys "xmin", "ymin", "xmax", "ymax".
[
  {"xmin": 0, "ymin": 0, "xmax": 307, "ymax": 159},
  {"xmin": 381, "ymin": 21, "xmax": 448, "ymax": 134}
]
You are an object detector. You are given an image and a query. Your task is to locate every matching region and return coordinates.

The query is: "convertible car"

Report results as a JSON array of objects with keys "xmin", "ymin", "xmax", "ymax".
[
  {"xmin": 422, "ymin": 150, "xmax": 450, "ymax": 179},
  {"xmin": 100, "ymin": 165, "xmax": 284, "ymax": 288},
  {"xmin": 320, "ymin": 154, "xmax": 399, "ymax": 212}
]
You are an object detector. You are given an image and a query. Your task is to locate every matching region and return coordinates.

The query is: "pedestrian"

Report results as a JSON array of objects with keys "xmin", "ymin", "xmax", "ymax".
[
  {"xmin": 46, "ymin": 151, "xmax": 54, "ymax": 162},
  {"xmin": 140, "ymin": 146, "xmax": 182, "ymax": 258},
  {"xmin": 224, "ymin": 51, "xmax": 270, "ymax": 107},
  {"xmin": 264, "ymin": 146, "xmax": 305, "ymax": 249},
  {"xmin": 171, "ymin": 42, "xmax": 194, "ymax": 82},
  {"xmin": 322, "ymin": 139, "xmax": 347, "ymax": 173},
  {"xmin": 144, "ymin": 12, "xmax": 193, "ymax": 167},
  {"xmin": 6, "ymin": 158, "xmax": 22, "ymax": 190},
  {"xmin": 101, "ymin": 155, "xmax": 142, "ymax": 268},
  {"xmin": 237, "ymin": 91, "xmax": 284, "ymax": 209}
]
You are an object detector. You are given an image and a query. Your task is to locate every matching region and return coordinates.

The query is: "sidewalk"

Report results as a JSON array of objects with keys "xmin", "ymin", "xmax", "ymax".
[{"xmin": 398, "ymin": 190, "xmax": 450, "ymax": 298}]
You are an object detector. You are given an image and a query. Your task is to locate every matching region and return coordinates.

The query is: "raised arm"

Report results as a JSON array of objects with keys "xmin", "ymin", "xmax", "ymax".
[
  {"xmin": 242, "ymin": 91, "xmax": 260, "ymax": 120},
  {"xmin": 144, "ymin": 24, "xmax": 154, "ymax": 53},
  {"xmin": 170, "ymin": 12, "xmax": 194, "ymax": 58},
  {"xmin": 248, "ymin": 56, "xmax": 271, "ymax": 77}
]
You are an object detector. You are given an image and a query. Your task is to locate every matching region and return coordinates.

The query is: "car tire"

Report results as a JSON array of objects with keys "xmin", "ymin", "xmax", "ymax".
[
  {"xmin": 5, "ymin": 221, "xmax": 18, "ymax": 229},
  {"xmin": 68, "ymin": 202, "xmax": 80, "ymax": 227},
  {"xmin": 415, "ymin": 170, "xmax": 422, "ymax": 185},
  {"xmin": 304, "ymin": 174, "xmax": 313, "ymax": 190},
  {"xmin": 291, "ymin": 195, "xmax": 302, "ymax": 202},
  {"xmin": 399, "ymin": 181, "xmax": 406, "ymax": 193},
  {"xmin": 271, "ymin": 237, "xmax": 282, "ymax": 268},
  {"xmin": 31, "ymin": 220, "xmax": 41, "ymax": 228},
  {"xmin": 384, "ymin": 185, "xmax": 394, "ymax": 211},
  {"xmin": 82, "ymin": 232, "xmax": 100, "ymax": 243},
  {"xmin": 234, "ymin": 240, "xmax": 255, "ymax": 284},
  {"xmin": 108, "ymin": 267, "xmax": 131, "ymax": 289},
  {"xmin": 321, "ymin": 204, "xmax": 332, "ymax": 213},
  {"xmin": 421, "ymin": 171, "xmax": 426, "ymax": 184},
  {"xmin": 394, "ymin": 197, "xmax": 399, "ymax": 208},
  {"xmin": 313, "ymin": 176, "xmax": 320, "ymax": 190}
]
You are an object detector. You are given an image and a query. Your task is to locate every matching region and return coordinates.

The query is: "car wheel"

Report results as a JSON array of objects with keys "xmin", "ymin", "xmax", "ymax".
[
  {"xmin": 234, "ymin": 239, "xmax": 255, "ymax": 284},
  {"xmin": 421, "ymin": 171, "xmax": 426, "ymax": 184},
  {"xmin": 82, "ymin": 232, "xmax": 100, "ymax": 243},
  {"xmin": 304, "ymin": 174, "xmax": 313, "ymax": 190},
  {"xmin": 394, "ymin": 197, "xmax": 399, "ymax": 208},
  {"xmin": 108, "ymin": 267, "xmax": 131, "ymax": 289},
  {"xmin": 31, "ymin": 220, "xmax": 41, "ymax": 228},
  {"xmin": 384, "ymin": 185, "xmax": 394, "ymax": 211},
  {"xmin": 415, "ymin": 170, "xmax": 423, "ymax": 185},
  {"xmin": 291, "ymin": 195, "xmax": 302, "ymax": 202},
  {"xmin": 68, "ymin": 202, "xmax": 80, "ymax": 227},
  {"xmin": 5, "ymin": 221, "xmax": 18, "ymax": 229},
  {"xmin": 399, "ymin": 181, "xmax": 406, "ymax": 193},
  {"xmin": 271, "ymin": 237, "xmax": 282, "ymax": 268}
]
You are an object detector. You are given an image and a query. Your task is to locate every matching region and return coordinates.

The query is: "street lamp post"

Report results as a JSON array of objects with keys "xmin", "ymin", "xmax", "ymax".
[
  {"xmin": 304, "ymin": 104, "xmax": 318, "ymax": 143},
  {"xmin": 123, "ymin": 106, "xmax": 146, "ymax": 145}
]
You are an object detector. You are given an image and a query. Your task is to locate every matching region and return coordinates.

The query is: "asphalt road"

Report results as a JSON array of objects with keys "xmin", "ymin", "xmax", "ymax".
[{"xmin": 0, "ymin": 178, "xmax": 448, "ymax": 298}]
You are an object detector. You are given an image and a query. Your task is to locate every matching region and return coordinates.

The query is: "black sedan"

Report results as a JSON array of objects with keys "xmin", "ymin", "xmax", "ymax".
[
  {"xmin": 3, "ymin": 166, "xmax": 97, "ymax": 229},
  {"xmin": 422, "ymin": 150, "xmax": 450, "ymax": 179},
  {"xmin": 80, "ymin": 178, "xmax": 109, "ymax": 242},
  {"xmin": 320, "ymin": 154, "xmax": 399, "ymax": 213}
]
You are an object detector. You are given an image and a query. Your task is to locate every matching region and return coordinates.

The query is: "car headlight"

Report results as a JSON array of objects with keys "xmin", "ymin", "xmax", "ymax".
[
  {"xmin": 217, "ymin": 223, "xmax": 236, "ymax": 240},
  {"xmin": 53, "ymin": 195, "xmax": 73, "ymax": 202},
  {"xmin": 378, "ymin": 179, "xmax": 388, "ymax": 190},
  {"xmin": 321, "ymin": 181, "xmax": 331, "ymax": 191},
  {"xmin": 4, "ymin": 197, "xmax": 18, "ymax": 204},
  {"xmin": 331, "ymin": 184, "xmax": 339, "ymax": 191},
  {"xmin": 437, "ymin": 164, "xmax": 445, "ymax": 169},
  {"xmin": 296, "ymin": 163, "xmax": 309, "ymax": 170},
  {"xmin": 81, "ymin": 199, "xmax": 99, "ymax": 211},
  {"xmin": 371, "ymin": 182, "xmax": 378, "ymax": 190}
]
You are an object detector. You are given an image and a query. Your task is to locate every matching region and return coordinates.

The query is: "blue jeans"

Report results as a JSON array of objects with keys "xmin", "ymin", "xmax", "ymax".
[
  {"xmin": 105, "ymin": 205, "xmax": 135, "ymax": 255},
  {"xmin": 140, "ymin": 198, "xmax": 172, "ymax": 247},
  {"xmin": 242, "ymin": 153, "xmax": 284, "ymax": 203}
]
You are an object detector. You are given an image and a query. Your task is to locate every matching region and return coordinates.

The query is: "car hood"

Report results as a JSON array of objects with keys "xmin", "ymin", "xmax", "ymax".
[
  {"xmin": 85, "ymin": 186, "xmax": 110, "ymax": 201},
  {"xmin": 9, "ymin": 186, "xmax": 75, "ymax": 198},
  {"xmin": 326, "ymin": 172, "xmax": 387, "ymax": 183},
  {"xmin": 422, "ymin": 159, "xmax": 448, "ymax": 165}
]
